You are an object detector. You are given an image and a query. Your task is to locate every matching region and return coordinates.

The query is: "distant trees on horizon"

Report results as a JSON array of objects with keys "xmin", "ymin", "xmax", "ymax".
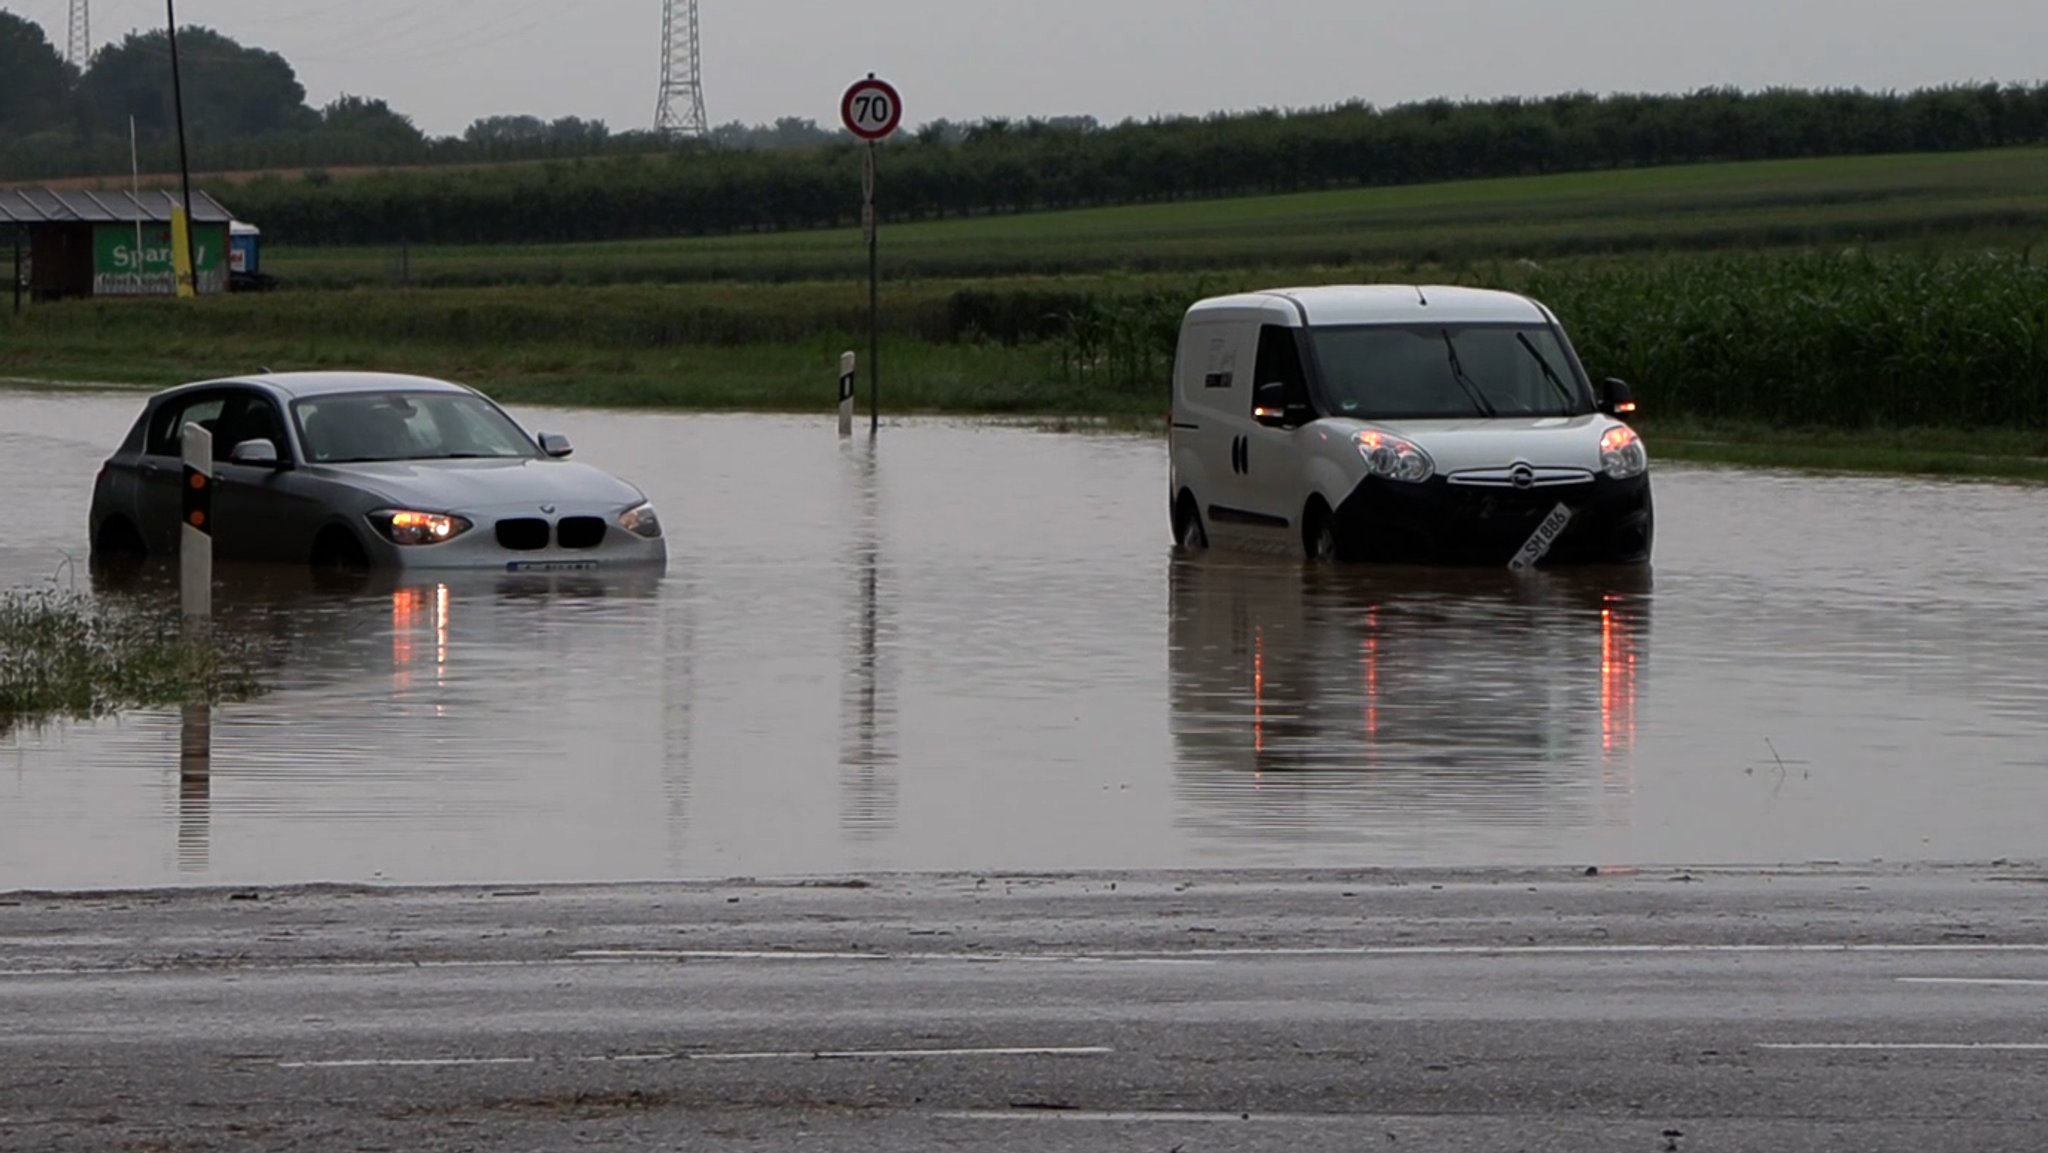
[{"xmin": 4, "ymin": 11, "xmax": 2045, "ymax": 248}]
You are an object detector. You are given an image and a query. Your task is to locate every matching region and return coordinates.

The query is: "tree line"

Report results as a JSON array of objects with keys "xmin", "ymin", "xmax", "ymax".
[
  {"xmin": 227, "ymin": 83, "xmax": 2048, "ymax": 248},
  {"xmin": 5, "ymin": 12, "xmax": 2047, "ymax": 248}
]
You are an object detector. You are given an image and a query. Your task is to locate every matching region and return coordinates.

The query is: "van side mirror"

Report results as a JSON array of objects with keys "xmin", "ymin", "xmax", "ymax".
[
  {"xmin": 538, "ymin": 432, "xmax": 574, "ymax": 458},
  {"xmin": 1600, "ymin": 378, "xmax": 1638, "ymax": 417},
  {"xmin": 229, "ymin": 438, "xmax": 284, "ymax": 468},
  {"xmin": 1253, "ymin": 381, "xmax": 1305, "ymax": 428}
]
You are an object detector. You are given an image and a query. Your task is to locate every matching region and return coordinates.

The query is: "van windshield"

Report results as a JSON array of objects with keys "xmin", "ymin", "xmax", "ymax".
[{"xmin": 1311, "ymin": 324, "xmax": 1592, "ymax": 420}]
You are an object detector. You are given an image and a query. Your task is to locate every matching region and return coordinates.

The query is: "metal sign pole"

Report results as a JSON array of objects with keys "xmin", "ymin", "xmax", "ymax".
[
  {"xmin": 864, "ymin": 141, "xmax": 879, "ymax": 436},
  {"xmin": 11, "ymin": 224, "xmax": 21, "ymax": 315},
  {"xmin": 180, "ymin": 422, "xmax": 212, "ymax": 624}
]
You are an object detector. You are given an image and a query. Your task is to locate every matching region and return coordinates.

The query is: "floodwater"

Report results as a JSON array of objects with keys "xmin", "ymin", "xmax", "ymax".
[{"xmin": 2, "ymin": 386, "xmax": 2046, "ymax": 890}]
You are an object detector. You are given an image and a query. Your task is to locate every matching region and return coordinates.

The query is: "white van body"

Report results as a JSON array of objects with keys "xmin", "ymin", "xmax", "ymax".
[{"xmin": 1167, "ymin": 285, "xmax": 1653, "ymax": 566}]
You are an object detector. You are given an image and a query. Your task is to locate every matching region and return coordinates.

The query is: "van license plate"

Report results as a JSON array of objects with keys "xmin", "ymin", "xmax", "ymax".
[
  {"xmin": 1508, "ymin": 504, "xmax": 1574, "ymax": 571},
  {"xmin": 506, "ymin": 561, "xmax": 599, "ymax": 573}
]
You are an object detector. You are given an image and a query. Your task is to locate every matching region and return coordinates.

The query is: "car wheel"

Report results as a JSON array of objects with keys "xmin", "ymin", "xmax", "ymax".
[
  {"xmin": 1173, "ymin": 492, "xmax": 1208, "ymax": 550},
  {"xmin": 91, "ymin": 517, "xmax": 147, "ymax": 567},
  {"xmin": 310, "ymin": 528, "xmax": 370, "ymax": 578},
  {"xmin": 1303, "ymin": 499, "xmax": 1340, "ymax": 563}
]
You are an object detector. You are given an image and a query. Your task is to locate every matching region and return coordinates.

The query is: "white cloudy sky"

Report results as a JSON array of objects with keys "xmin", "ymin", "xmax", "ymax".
[{"xmin": 7, "ymin": 0, "xmax": 2046, "ymax": 137}]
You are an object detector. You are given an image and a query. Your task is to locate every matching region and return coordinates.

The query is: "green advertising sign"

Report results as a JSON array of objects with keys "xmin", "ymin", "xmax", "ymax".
[{"xmin": 93, "ymin": 224, "xmax": 227, "ymax": 296}]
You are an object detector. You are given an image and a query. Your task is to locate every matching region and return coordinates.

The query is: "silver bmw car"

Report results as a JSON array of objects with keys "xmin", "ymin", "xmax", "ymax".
[{"xmin": 88, "ymin": 371, "xmax": 667, "ymax": 574}]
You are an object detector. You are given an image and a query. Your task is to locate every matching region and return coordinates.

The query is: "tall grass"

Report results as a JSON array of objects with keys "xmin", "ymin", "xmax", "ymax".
[
  {"xmin": 0, "ymin": 588, "xmax": 265, "ymax": 734},
  {"xmin": 9, "ymin": 249, "xmax": 2048, "ymax": 430}
]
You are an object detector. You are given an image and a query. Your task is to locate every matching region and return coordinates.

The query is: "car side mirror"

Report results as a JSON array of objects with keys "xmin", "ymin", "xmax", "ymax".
[
  {"xmin": 538, "ymin": 432, "xmax": 574, "ymax": 458},
  {"xmin": 1600, "ymin": 378, "xmax": 1639, "ymax": 417},
  {"xmin": 1253, "ymin": 381, "xmax": 1304, "ymax": 428},
  {"xmin": 228, "ymin": 438, "xmax": 284, "ymax": 468}
]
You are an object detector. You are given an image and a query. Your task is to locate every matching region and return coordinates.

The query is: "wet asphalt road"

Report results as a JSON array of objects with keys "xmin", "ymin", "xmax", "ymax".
[{"xmin": 6, "ymin": 866, "xmax": 2048, "ymax": 1151}]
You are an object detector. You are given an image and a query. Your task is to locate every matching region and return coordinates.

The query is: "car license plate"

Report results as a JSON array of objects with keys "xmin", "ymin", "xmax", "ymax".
[
  {"xmin": 1508, "ymin": 503, "xmax": 1574, "ymax": 571},
  {"xmin": 506, "ymin": 561, "xmax": 599, "ymax": 573}
]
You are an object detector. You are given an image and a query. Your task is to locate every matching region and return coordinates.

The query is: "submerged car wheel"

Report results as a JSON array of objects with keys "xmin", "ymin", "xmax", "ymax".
[
  {"xmin": 91, "ymin": 517, "xmax": 147, "ymax": 568},
  {"xmin": 310, "ymin": 528, "xmax": 370, "ymax": 576},
  {"xmin": 1174, "ymin": 492, "xmax": 1208, "ymax": 550},
  {"xmin": 1303, "ymin": 499, "xmax": 1340, "ymax": 563}
]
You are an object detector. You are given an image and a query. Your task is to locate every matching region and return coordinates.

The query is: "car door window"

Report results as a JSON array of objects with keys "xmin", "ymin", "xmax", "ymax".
[
  {"xmin": 1253, "ymin": 325, "xmax": 1311, "ymax": 416},
  {"xmin": 145, "ymin": 393, "xmax": 228, "ymax": 458},
  {"xmin": 212, "ymin": 392, "xmax": 287, "ymax": 461}
]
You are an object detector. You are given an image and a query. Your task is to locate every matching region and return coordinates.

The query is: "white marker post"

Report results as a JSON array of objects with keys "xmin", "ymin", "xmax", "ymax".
[
  {"xmin": 180, "ymin": 422, "xmax": 213, "ymax": 624},
  {"xmin": 841, "ymin": 75, "xmax": 903, "ymax": 437},
  {"xmin": 839, "ymin": 351, "xmax": 858, "ymax": 438}
]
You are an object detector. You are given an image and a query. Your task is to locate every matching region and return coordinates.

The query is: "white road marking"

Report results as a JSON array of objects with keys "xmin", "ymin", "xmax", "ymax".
[
  {"xmin": 938, "ymin": 1110, "xmax": 1329, "ymax": 1124},
  {"xmin": 277, "ymin": 1045, "xmax": 1113, "ymax": 1070},
  {"xmin": 570, "ymin": 949, "xmax": 1214, "ymax": 966},
  {"xmin": 685, "ymin": 1046, "xmax": 1114, "ymax": 1062},
  {"xmin": 1760, "ymin": 1043, "xmax": 2048, "ymax": 1052},
  {"xmin": 1897, "ymin": 977, "xmax": 2048, "ymax": 988},
  {"xmin": 278, "ymin": 1056, "xmax": 539, "ymax": 1069}
]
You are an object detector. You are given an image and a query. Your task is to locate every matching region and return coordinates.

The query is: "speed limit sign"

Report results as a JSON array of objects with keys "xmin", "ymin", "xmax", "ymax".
[{"xmin": 841, "ymin": 75, "xmax": 903, "ymax": 141}]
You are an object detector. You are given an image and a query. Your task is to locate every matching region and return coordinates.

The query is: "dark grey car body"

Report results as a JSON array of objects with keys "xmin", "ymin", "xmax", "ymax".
[{"xmin": 88, "ymin": 371, "xmax": 667, "ymax": 572}]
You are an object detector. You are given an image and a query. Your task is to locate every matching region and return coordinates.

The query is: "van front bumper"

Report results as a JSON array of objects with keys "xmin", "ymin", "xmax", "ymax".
[{"xmin": 1332, "ymin": 473, "xmax": 1653, "ymax": 566}]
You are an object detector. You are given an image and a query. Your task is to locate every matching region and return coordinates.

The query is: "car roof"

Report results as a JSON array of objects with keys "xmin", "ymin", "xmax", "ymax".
[
  {"xmin": 1186, "ymin": 285, "xmax": 1551, "ymax": 327},
  {"xmin": 156, "ymin": 371, "xmax": 480, "ymax": 402}
]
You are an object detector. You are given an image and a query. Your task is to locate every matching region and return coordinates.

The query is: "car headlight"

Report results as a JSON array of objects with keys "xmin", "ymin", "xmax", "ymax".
[
  {"xmin": 618, "ymin": 502, "xmax": 663, "ymax": 539},
  {"xmin": 1601, "ymin": 426, "xmax": 1649, "ymax": 480},
  {"xmin": 370, "ymin": 509, "xmax": 472, "ymax": 546},
  {"xmin": 1355, "ymin": 430, "xmax": 1435, "ymax": 484}
]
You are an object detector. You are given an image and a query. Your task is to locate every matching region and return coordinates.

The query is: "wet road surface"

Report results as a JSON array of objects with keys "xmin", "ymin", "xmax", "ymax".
[
  {"xmin": 5, "ymin": 868, "xmax": 2048, "ymax": 1151},
  {"xmin": 3, "ymin": 387, "xmax": 2047, "ymax": 888}
]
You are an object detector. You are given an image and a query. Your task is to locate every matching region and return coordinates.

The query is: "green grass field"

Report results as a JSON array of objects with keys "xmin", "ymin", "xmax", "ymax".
[
  {"xmin": 263, "ymin": 148, "xmax": 2048, "ymax": 288},
  {"xmin": 9, "ymin": 146, "xmax": 2048, "ymax": 480}
]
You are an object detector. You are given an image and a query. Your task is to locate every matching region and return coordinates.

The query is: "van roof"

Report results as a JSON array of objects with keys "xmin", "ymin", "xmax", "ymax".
[{"xmin": 1187, "ymin": 285, "xmax": 1549, "ymax": 327}]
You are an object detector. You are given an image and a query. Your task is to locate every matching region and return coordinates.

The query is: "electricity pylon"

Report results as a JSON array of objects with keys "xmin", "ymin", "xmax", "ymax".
[
  {"xmin": 654, "ymin": 0, "xmax": 708, "ymax": 137},
  {"xmin": 66, "ymin": 0, "xmax": 90, "ymax": 68}
]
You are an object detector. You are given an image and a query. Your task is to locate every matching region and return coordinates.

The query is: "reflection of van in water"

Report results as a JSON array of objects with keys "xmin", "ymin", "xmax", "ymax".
[
  {"xmin": 1167, "ymin": 557, "xmax": 1649, "ymax": 839},
  {"xmin": 1168, "ymin": 286, "xmax": 1653, "ymax": 566}
]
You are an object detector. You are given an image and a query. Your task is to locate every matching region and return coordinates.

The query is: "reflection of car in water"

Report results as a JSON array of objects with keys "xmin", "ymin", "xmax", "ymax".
[
  {"xmin": 89, "ymin": 371, "xmax": 666, "ymax": 575},
  {"xmin": 90, "ymin": 560, "xmax": 665, "ymax": 691},
  {"xmin": 1168, "ymin": 555, "xmax": 1649, "ymax": 844}
]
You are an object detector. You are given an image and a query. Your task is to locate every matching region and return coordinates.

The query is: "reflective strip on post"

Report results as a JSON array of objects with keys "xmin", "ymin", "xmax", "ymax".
[{"xmin": 180, "ymin": 422, "xmax": 213, "ymax": 623}]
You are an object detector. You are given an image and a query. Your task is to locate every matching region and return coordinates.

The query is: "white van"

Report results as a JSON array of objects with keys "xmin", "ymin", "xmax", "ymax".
[{"xmin": 1167, "ymin": 285, "xmax": 1653, "ymax": 567}]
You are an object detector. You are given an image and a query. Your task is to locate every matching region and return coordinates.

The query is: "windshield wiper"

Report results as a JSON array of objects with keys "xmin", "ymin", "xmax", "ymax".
[
  {"xmin": 1439, "ymin": 331, "xmax": 1498, "ymax": 418},
  {"xmin": 1516, "ymin": 332, "xmax": 1578, "ymax": 410}
]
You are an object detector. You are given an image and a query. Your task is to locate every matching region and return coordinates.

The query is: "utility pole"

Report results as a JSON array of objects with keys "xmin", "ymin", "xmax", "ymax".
[
  {"xmin": 166, "ymin": 0, "xmax": 199, "ymax": 297},
  {"xmin": 65, "ymin": 0, "xmax": 90, "ymax": 69},
  {"xmin": 654, "ymin": 0, "xmax": 708, "ymax": 137}
]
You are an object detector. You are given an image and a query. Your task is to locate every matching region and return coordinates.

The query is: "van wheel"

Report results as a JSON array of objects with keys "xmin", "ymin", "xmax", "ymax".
[
  {"xmin": 1173, "ymin": 492, "xmax": 1208, "ymax": 550},
  {"xmin": 1303, "ymin": 499, "xmax": 1340, "ymax": 563}
]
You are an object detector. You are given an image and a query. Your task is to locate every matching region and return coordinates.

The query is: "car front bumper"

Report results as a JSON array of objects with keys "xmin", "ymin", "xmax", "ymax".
[
  {"xmin": 1332, "ymin": 473, "xmax": 1653, "ymax": 566},
  {"xmin": 360, "ymin": 508, "xmax": 669, "ymax": 572}
]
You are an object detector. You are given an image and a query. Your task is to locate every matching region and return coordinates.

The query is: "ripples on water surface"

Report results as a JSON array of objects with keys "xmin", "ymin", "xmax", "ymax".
[{"xmin": 2, "ymin": 388, "xmax": 2045, "ymax": 888}]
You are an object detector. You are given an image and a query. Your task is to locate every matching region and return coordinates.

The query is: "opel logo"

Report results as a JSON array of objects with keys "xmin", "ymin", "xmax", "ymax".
[{"xmin": 1510, "ymin": 464, "xmax": 1537, "ymax": 491}]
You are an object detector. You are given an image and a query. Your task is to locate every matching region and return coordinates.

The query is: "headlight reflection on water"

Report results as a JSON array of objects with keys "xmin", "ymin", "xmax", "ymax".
[{"xmin": 392, "ymin": 584, "xmax": 453, "ymax": 709}]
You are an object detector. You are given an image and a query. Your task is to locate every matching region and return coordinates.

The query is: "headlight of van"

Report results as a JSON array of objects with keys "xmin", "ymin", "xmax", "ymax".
[
  {"xmin": 1355, "ymin": 430, "xmax": 1435, "ymax": 484},
  {"xmin": 1600, "ymin": 426, "xmax": 1649, "ymax": 479}
]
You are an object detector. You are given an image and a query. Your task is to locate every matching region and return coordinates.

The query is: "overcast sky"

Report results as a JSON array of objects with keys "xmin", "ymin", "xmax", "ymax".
[{"xmin": 9, "ymin": 0, "xmax": 2047, "ymax": 137}]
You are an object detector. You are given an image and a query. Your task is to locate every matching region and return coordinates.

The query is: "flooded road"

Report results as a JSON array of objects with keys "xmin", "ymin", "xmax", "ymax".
[{"xmin": 2, "ymin": 387, "xmax": 2046, "ymax": 888}]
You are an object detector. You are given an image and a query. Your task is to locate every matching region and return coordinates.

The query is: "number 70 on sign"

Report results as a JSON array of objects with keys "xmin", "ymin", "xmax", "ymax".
[{"xmin": 841, "ymin": 76, "xmax": 904, "ymax": 141}]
